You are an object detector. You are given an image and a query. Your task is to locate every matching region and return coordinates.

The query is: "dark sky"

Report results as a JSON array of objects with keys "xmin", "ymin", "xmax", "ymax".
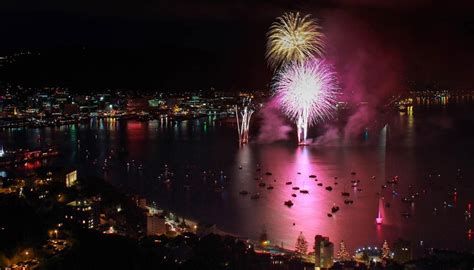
[{"xmin": 0, "ymin": 0, "xmax": 473, "ymax": 92}]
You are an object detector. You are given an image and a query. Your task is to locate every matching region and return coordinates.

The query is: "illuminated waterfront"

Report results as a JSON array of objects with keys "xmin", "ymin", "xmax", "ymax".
[{"xmin": 1, "ymin": 103, "xmax": 474, "ymax": 254}]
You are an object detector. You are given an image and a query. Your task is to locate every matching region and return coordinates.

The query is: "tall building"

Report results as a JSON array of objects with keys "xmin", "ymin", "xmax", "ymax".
[
  {"xmin": 146, "ymin": 214, "xmax": 166, "ymax": 236},
  {"xmin": 65, "ymin": 170, "xmax": 77, "ymax": 187},
  {"xmin": 393, "ymin": 239, "xmax": 413, "ymax": 263},
  {"xmin": 314, "ymin": 235, "xmax": 334, "ymax": 269},
  {"xmin": 65, "ymin": 199, "xmax": 99, "ymax": 229}
]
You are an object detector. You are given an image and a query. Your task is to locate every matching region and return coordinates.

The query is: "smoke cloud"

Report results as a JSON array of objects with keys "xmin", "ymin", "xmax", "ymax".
[{"xmin": 257, "ymin": 97, "xmax": 292, "ymax": 143}]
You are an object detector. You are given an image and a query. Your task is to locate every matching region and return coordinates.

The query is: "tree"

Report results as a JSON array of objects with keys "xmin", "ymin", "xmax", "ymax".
[
  {"xmin": 336, "ymin": 240, "xmax": 351, "ymax": 261},
  {"xmin": 295, "ymin": 232, "xmax": 308, "ymax": 257},
  {"xmin": 382, "ymin": 240, "xmax": 391, "ymax": 259}
]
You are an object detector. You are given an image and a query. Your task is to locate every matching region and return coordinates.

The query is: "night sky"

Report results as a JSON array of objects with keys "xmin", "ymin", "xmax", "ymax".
[{"xmin": 0, "ymin": 0, "xmax": 473, "ymax": 92}]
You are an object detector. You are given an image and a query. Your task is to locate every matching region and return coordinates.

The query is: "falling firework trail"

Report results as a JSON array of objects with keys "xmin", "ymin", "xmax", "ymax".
[
  {"xmin": 235, "ymin": 98, "xmax": 254, "ymax": 144},
  {"xmin": 266, "ymin": 12, "xmax": 325, "ymax": 70},
  {"xmin": 273, "ymin": 58, "xmax": 338, "ymax": 145}
]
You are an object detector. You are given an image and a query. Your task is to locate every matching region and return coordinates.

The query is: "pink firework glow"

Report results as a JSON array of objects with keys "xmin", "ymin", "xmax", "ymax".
[{"xmin": 273, "ymin": 58, "xmax": 338, "ymax": 145}]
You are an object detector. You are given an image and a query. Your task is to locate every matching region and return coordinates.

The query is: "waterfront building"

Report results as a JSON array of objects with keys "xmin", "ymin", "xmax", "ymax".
[{"xmin": 314, "ymin": 235, "xmax": 334, "ymax": 269}]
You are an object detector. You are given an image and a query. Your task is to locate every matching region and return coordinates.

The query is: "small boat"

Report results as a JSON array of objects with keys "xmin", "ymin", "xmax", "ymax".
[
  {"xmin": 331, "ymin": 206, "xmax": 340, "ymax": 213},
  {"xmin": 286, "ymin": 182, "xmax": 292, "ymax": 185},
  {"xmin": 342, "ymin": 192, "xmax": 350, "ymax": 196},
  {"xmin": 267, "ymin": 186, "xmax": 274, "ymax": 190},
  {"xmin": 385, "ymin": 202, "xmax": 391, "ymax": 208},
  {"xmin": 344, "ymin": 199, "xmax": 354, "ymax": 205},
  {"xmin": 402, "ymin": 212, "xmax": 411, "ymax": 218},
  {"xmin": 317, "ymin": 183, "xmax": 323, "ymax": 186},
  {"xmin": 284, "ymin": 200, "xmax": 294, "ymax": 207},
  {"xmin": 297, "ymin": 172, "xmax": 301, "ymax": 175},
  {"xmin": 291, "ymin": 194, "xmax": 297, "ymax": 197},
  {"xmin": 327, "ymin": 213, "xmax": 333, "ymax": 217},
  {"xmin": 309, "ymin": 175, "xmax": 317, "ymax": 178},
  {"xmin": 334, "ymin": 182, "xmax": 338, "ymax": 185},
  {"xmin": 325, "ymin": 186, "xmax": 333, "ymax": 191},
  {"xmin": 292, "ymin": 187, "xmax": 300, "ymax": 190},
  {"xmin": 351, "ymin": 172, "xmax": 356, "ymax": 176},
  {"xmin": 239, "ymin": 190, "xmax": 249, "ymax": 195},
  {"xmin": 259, "ymin": 182, "xmax": 266, "ymax": 187},
  {"xmin": 265, "ymin": 172, "xmax": 272, "ymax": 176},
  {"xmin": 250, "ymin": 193, "xmax": 260, "ymax": 200},
  {"xmin": 357, "ymin": 188, "xmax": 362, "ymax": 192},
  {"xmin": 299, "ymin": 189, "xmax": 309, "ymax": 194},
  {"xmin": 239, "ymin": 166, "xmax": 242, "ymax": 170}
]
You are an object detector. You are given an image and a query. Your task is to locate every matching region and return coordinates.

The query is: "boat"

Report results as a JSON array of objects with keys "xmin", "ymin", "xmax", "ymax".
[
  {"xmin": 286, "ymin": 182, "xmax": 292, "ymax": 185},
  {"xmin": 265, "ymin": 172, "xmax": 272, "ymax": 176},
  {"xmin": 317, "ymin": 183, "xmax": 323, "ymax": 186},
  {"xmin": 259, "ymin": 182, "xmax": 266, "ymax": 187},
  {"xmin": 331, "ymin": 206, "xmax": 340, "ymax": 213},
  {"xmin": 292, "ymin": 187, "xmax": 300, "ymax": 190},
  {"xmin": 284, "ymin": 200, "xmax": 294, "ymax": 207},
  {"xmin": 299, "ymin": 189, "xmax": 309, "ymax": 194},
  {"xmin": 291, "ymin": 194, "xmax": 297, "ymax": 197},
  {"xmin": 267, "ymin": 186, "xmax": 274, "ymax": 190},
  {"xmin": 250, "ymin": 193, "xmax": 260, "ymax": 200},
  {"xmin": 342, "ymin": 192, "xmax": 350, "ymax": 196},
  {"xmin": 344, "ymin": 199, "xmax": 354, "ymax": 205},
  {"xmin": 309, "ymin": 175, "xmax": 317, "ymax": 178},
  {"xmin": 327, "ymin": 213, "xmax": 333, "ymax": 217},
  {"xmin": 239, "ymin": 190, "xmax": 249, "ymax": 195},
  {"xmin": 325, "ymin": 186, "xmax": 333, "ymax": 191},
  {"xmin": 402, "ymin": 212, "xmax": 411, "ymax": 218}
]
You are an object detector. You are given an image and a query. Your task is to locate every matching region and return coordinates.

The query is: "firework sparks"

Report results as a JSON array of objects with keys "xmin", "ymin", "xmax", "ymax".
[
  {"xmin": 235, "ymin": 98, "xmax": 254, "ymax": 144},
  {"xmin": 266, "ymin": 12, "xmax": 325, "ymax": 69},
  {"xmin": 273, "ymin": 58, "xmax": 338, "ymax": 145}
]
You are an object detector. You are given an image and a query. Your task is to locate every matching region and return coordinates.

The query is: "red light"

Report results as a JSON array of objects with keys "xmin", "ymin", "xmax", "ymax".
[{"xmin": 376, "ymin": 217, "xmax": 383, "ymax": 225}]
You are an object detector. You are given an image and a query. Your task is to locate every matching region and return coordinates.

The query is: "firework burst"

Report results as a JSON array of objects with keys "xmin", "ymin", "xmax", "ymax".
[
  {"xmin": 273, "ymin": 58, "xmax": 338, "ymax": 144},
  {"xmin": 266, "ymin": 12, "xmax": 325, "ymax": 69}
]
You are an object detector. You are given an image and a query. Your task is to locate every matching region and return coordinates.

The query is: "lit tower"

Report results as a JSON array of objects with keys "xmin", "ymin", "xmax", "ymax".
[{"xmin": 235, "ymin": 97, "xmax": 254, "ymax": 144}]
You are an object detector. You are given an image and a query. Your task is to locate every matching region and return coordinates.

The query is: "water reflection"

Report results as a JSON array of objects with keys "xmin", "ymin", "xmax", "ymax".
[{"xmin": 0, "ymin": 104, "xmax": 473, "ymax": 252}]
